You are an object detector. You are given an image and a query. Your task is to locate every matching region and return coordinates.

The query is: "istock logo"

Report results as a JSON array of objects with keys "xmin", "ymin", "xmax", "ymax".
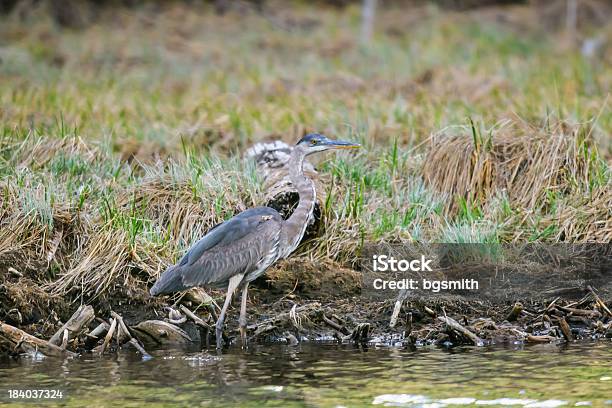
[{"xmin": 372, "ymin": 255, "xmax": 433, "ymax": 272}]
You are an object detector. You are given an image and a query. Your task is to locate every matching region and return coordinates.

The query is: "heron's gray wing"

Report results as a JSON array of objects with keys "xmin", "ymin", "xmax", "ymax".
[{"xmin": 177, "ymin": 207, "xmax": 283, "ymax": 287}]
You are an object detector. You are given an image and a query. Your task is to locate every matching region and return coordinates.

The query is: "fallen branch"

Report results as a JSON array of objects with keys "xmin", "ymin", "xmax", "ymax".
[
  {"xmin": 587, "ymin": 286, "xmax": 612, "ymax": 317},
  {"xmin": 557, "ymin": 305, "xmax": 601, "ymax": 319},
  {"xmin": 87, "ymin": 321, "xmax": 110, "ymax": 340},
  {"xmin": 180, "ymin": 305, "xmax": 210, "ymax": 329},
  {"xmin": 49, "ymin": 305, "xmax": 95, "ymax": 346},
  {"xmin": 60, "ymin": 329, "xmax": 69, "ymax": 350},
  {"xmin": 559, "ymin": 317, "xmax": 573, "ymax": 341},
  {"xmin": 438, "ymin": 316, "xmax": 483, "ymax": 346},
  {"xmin": 99, "ymin": 318, "xmax": 117, "ymax": 355},
  {"xmin": 527, "ymin": 334, "xmax": 556, "ymax": 343},
  {"xmin": 390, "ymin": 289, "xmax": 409, "ymax": 328},
  {"xmin": 0, "ymin": 321, "xmax": 76, "ymax": 357},
  {"xmin": 247, "ymin": 303, "xmax": 320, "ymax": 330},
  {"xmin": 111, "ymin": 312, "xmax": 151, "ymax": 359},
  {"xmin": 322, "ymin": 314, "xmax": 349, "ymax": 335}
]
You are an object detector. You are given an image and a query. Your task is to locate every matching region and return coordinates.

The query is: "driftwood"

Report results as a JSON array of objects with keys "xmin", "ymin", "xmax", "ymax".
[
  {"xmin": 405, "ymin": 312, "xmax": 413, "ymax": 337},
  {"xmin": 131, "ymin": 320, "xmax": 192, "ymax": 347},
  {"xmin": 438, "ymin": 316, "xmax": 484, "ymax": 346},
  {"xmin": 557, "ymin": 305, "xmax": 601, "ymax": 319},
  {"xmin": 87, "ymin": 321, "xmax": 110, "ymax": 340},
  {"xmin": 49, "ymin": 305, "xmax": 95, "ymax": 346},
  {"xmin": 99, "ymin": 318, "xmax": 117, "ymax": 355},
  {"xmin": 247, "ymin": 303, "xmax": 321, "ymax": 330},
  {"xmin": 111, "ymin": 312, "xmax": 151, "ymax": 359},
  {"xmin": 322, "ymin": 314, "xmax": 350, "ymax": 335},
  {"xmin": 0, "ymin": 321, "xmax": 76, "ymax": 357},
  {"xmin": 344, "ymin": 323, "xmax": 370, "ymax": 343},
  {"xmin": 85, "ymin": 321, "xmax": 110, "ymax": 349},
  {"xmin": 60, "ymin": 329, "xmax": 69, "ymax": 350},
  {"xmin": 527, "ymin": 334, "xmax": 556, "ymax": 343},
  {"xmin": 390, "ymin": 289, "xmax": 410, "ymax": 328},
  {"xmin": 180, "ymin": 305, "xmax": 210, "ymax": 329},
  {"xmin": 588, "ymin": 285, "xmax": 612, "ymax": 317},
  {"xmin": 558, "ymin": 317, "xmax": 574, "ymax": 341}
]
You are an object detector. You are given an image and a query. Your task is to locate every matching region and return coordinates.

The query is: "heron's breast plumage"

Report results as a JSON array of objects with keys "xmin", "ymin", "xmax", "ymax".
[{"xmin": 245, "ymin": 224, "xmax": 282, "ymax": 282}]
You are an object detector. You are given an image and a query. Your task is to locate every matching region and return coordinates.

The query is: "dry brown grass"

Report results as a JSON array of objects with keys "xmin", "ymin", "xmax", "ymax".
[
  {"xmin": 422, "ymin": 120, "xmax": 607, "ymax": 215},
  {"xmin": 539, "ymin": 186, "xmax": 612, "ymax": 242}
]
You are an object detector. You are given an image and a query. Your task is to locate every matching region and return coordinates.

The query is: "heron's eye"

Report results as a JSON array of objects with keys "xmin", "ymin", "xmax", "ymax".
[{"xmin": 310, "ymin": 139, "xmax": 317, "ymax": 145}]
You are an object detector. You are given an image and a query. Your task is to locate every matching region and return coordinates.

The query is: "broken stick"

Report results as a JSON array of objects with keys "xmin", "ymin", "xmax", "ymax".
[
  {"xmin": 49, "ymin": 305, "xmax": 95, "ymax": 346},
  {"xmin": 0, "ymin": 322, "xmax": 76, "ymax": 357},
  {"xmin": 438, "ymin": 316, "xmax": 483, "ymax": 346},
  {"xmin": 587, "ymin": 286, "xmax": 612, "ymax": 317},
  {"xmin": 390, "ymin": 289, "xmax": 409, "ymax": 328},
  {"xmin": 558, "ymin": 317, "xmax": 574, "ymax": 341},
  {"xmin": 179, "ymin": 305, "xmax": 210, "ymax": 329},
  {"xmin": 322, "ymin": 314, "xmax": 350, "ymax": 335},
  {"xmin": 111, "ymin": 312, "xmax": 151, "ymax": 359},
  {"xmin": 99, "ymin": 318, "xmax": 117, "ymax": 355}
]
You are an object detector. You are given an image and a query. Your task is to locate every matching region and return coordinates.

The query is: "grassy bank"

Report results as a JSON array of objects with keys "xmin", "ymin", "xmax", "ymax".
[{"xmin": 0, "ymin": 2, "xmax": 610, "ymax": 326}]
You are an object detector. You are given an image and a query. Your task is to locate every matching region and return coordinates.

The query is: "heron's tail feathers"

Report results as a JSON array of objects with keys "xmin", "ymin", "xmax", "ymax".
[{"xmin": 149, "ymin": 265, "xmax": 187, "ymax": 296}]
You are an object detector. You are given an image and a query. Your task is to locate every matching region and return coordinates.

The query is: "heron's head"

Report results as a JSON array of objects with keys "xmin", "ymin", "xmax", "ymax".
[{"xmin": 295, "ymin": 133, "xmax": 360, "ymax": 155}]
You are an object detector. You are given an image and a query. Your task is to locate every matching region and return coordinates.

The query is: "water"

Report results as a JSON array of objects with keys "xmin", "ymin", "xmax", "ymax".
[{"xmin": 0, "ymin": 342, "xmax": 610, "ymax": 407}]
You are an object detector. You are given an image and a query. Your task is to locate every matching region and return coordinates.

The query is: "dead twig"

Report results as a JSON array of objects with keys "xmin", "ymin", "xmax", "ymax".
[
  {"xmin": 438, "ymin": 316, "xmax": 484, "ymax": 346},
  {"xmin": 559, "ymin": 317, "xmax": 574, "ymax": 341},
  {"xmin": 390, "ymin": 289, "xmax": 409, "ymax": 328},
  {"xmin": 99, "ymin": 318, "xmax": 117, "ymax": 355},
  {"xmin": 179, "ymin": 305, "xmax": 210, "ymax": 329},
  {"xmin": 111, "ymin": 312, "xmax": 151, "ymax": 359},
  {"xmin": 322, "ymin": 314, "xmax": 350, "ymax": 335},
  {"xmin": 247, "ymin": 303, "xmax": 320, "ymax": 330},
  {"xmin": 49, "ymin": 305, "xmax": 95, "ymax": 347},
  {"xmin": 588, "ymin": 286, "xmax": 611, "ymax": 317},
  {"xmin": 527, "ymin": 334, "xmax": 557, "ymax": 343}
]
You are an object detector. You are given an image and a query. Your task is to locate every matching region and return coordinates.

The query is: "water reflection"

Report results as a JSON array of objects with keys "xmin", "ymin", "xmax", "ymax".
[{"xmin": 0, "ymin": 342, "xmax": 610, "ymax": 407}]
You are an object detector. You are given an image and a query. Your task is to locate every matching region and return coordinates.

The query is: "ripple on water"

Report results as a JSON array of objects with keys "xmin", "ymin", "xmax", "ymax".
[
  {"xmin": 372, "ymin": 394, "xmax": 572, "ymax": 407},
  {"xmin": 0, "ymin": 342, "xmax": 609, "ymax": 407}
]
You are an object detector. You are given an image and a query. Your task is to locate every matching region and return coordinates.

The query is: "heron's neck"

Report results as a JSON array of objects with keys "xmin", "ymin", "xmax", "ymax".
[{"xmin": 280, "ymin": 149, "xmax": 316, "ymax": 258}]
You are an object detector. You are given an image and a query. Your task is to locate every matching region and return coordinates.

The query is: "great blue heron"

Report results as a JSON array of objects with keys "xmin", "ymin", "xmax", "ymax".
[{"xmin": 149, "ymin": 133, "xmax": 360, "ymax": 348}]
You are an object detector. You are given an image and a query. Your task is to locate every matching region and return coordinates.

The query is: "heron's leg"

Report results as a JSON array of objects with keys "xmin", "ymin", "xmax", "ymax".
[
  {"xmin": 239, "ymin": 282, "xmax": 250, "ymax": 348},
  {"xmin": 216, "ymin": 274, "xmax": 243, "ymax": 349}
]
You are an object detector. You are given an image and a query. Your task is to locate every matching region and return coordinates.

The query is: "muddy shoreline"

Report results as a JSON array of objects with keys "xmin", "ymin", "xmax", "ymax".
[{"xmin": 1, "ymin": 260, "xmax": 611, "ymax": 358}]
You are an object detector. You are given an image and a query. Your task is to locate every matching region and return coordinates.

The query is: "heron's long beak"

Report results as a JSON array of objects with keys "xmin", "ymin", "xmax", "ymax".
[{"xmin": 324, "ymin": 140, "xmax": 361, "ymax": 150}]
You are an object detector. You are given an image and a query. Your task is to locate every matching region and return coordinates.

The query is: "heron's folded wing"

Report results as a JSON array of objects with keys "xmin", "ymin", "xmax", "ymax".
[{"xmin": 177, "ymin": 207, "xmax": 282, "ymax": 287}]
